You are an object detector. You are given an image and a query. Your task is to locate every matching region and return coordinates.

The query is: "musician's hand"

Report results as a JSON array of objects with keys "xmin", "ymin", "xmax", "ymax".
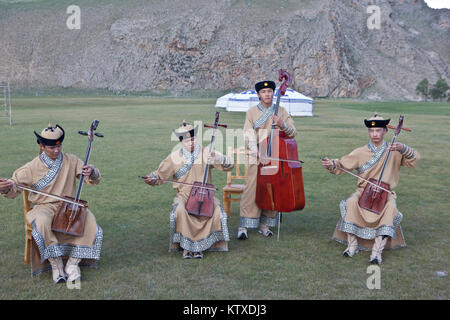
[
  {"xmin": 143, "ymin": 175, "xmax": 159, "ymax": 186},
  {"xmin": 389, "ymin": 142, "xmax": 405, "ymax": 153},
  {"xmin": 321, "ymin": 157, "xmax": 334, "ymax": 169},
  {"xmin": 82, "ymin": 165, "xmax": 94, "ymax": 177},
  {"xmin": 0, "ymin": 178, "xmax": 14, "ymax": 192},
  {"xmin": 271, "ymin": 115, "xmax": 285, "ymax": 128},
  {"xmin": 209, "ymin": 151, "xmax": 225, "ymax": 165}
]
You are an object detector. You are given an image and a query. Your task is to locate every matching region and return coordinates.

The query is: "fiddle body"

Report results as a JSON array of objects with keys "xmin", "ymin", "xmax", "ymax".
[
  {"xmin": 51, "ymin": 198, "xmax": 88, "ymax": 237},
  {"xmin": 186, "ymin": 181, "xmax": 216, "ymax": 217},
  {"xmin": 358, "ymin": 178, "xmax": 390, "ymax": 214}
]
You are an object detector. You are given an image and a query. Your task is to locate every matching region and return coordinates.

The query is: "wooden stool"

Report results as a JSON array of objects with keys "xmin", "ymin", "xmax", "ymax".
[
  {"xmin": 222, "ymin": 146, "xmax": 247, "ymax": 216},
  {"xmin": 22, "ymin": 190, "xmax": 32, "ymax": 264}
]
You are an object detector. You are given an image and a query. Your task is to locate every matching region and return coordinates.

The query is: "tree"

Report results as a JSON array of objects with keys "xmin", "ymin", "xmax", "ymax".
[
  {"xmin": 431, "ymin": 78, "xmax": 449, "ymax": 102},
  {"xmin": 415, "ymin": 78, "xmax": 429, "ymax": 101}
]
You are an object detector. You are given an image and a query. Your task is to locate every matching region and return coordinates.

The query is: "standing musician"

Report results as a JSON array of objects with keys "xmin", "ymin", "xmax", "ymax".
[
  {"xmin": 321, "ymin": 113, "xmax": 420, "ymax": 264},
  {"xmin": 143, "ymin": 121, "xmax": 233, "ymax": 259},
  {"xmin": 238, "ymin": 80, "xmax": 297, "ymax": 240},
  {"xmin": 0, "ymin": 124, "xmax": 103, "ymax": 283}
]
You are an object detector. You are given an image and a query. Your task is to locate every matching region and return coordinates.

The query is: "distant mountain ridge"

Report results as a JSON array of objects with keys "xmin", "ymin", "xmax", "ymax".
[{"xmin": 0, "ymin": 0, "xmax": 448, "ymax": 100}]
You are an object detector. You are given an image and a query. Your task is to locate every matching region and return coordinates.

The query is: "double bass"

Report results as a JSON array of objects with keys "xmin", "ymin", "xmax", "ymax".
[
  {"xmin": 256, "ymin": 69, "xmax": 305, "ymax": 213},
  {"xmin": 185, "ymin": 112, "xmax": 227, "ymax": 217},
  {"xmin": 51, "ymin": 120, "xmax": 104, "ymax": 236}
]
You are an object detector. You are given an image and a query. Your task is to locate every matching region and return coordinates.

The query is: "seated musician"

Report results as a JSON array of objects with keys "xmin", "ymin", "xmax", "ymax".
[
  {"xmin": 143, "ymin": 121, "xmax": 233, "ymax": 259},
  {"xmin": 0, "ymin": 124, "xmax": 103, "ymax": 283},
  {"xmin": 238, "ymin": 80, "xmax": 297, "ymax": 240},
  {"xmin": 321, "ymin": 114, "xmax": 420, "ymax": 264}
]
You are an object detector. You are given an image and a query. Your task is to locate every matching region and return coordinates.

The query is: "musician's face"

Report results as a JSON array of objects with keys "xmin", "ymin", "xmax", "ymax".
[
  {"xmin": 368, "ymin": 128, "xmax": 387, "ymax": 146},
  {"xmin": 182, "ymin": 137, "xmax": 196, "ymax": 152},
  {"xmin": 42, "ymin": 144, "xmax": 62, "ymax": 160},
  {"xmin": 257, "ymin": 88, "xmax": 274, "ymax": 107}
]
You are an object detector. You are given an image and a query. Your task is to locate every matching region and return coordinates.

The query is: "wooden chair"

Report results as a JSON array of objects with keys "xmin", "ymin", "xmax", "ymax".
[
  {"xmin": 22, "ymin": 190, "xmax": 32, "ymax": 264},
  {"xmin": 222, "ymin": 146, "xmax": 248, "ymax": 216}
]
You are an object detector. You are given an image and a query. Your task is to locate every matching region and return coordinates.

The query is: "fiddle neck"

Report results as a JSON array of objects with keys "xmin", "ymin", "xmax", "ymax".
[
  {"xmin": 202, "ymin": 131, "xmax": 216, "ymax": 185},
  {"xmin": 75, "ymin": 139, "xmax": 93, "ymax": 202},
  {"xmin": 376, "ymin": 134, "xmax": 398, "ymax": 185},
  {"xmin": 273, "ymin": 88, "xmax": 281, "ymax": 116},
  {"xmin": 266, "ymin": 88, "xmax": 282, "ymax": 157}
]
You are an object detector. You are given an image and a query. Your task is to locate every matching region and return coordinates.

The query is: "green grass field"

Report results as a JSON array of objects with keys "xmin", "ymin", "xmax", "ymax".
[{"xmin": 0, "ymin": 96, "xmax": 448, "ymax": 300}]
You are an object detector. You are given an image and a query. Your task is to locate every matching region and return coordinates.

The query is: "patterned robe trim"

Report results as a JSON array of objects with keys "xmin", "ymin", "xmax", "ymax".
[
  {"xmin": 239, "ymin": 213, "xmax": 279, "ymax": 229},
  {"xmin": 33, "ymin": 152, "xmax": 63, "ymax": 190},
  {"xmin": 338, "ymin": 199, "xmax": 403, "ymax": 239},
  {"xmin": 253, "ymin": 103, "xmax": 275, "ymax": 129},
  {"xmin": 281, "ymin": 122, "xmax": 295, "ymax": 137},
  {"xmin": 30, "ymin": 253, "xmax": 99, "ymax": 277},
  {"xmin": 169, "ymin": 204, "xmax": 230, "ymax": 252},
  {"xmin": 331, "ymin": 226, "xmax": 406, "ymax": 251},
  {"xmin": 31, "ymin": 221, "xmax": 103, "ymax": 263},
  {"xmin": 400, "ymin": 144, "xmax": 416, "ymax": 160},
  {"xmin": 358, "ymin": 141, "xmax": 388, "ymax": 174},
  {"xmin": 174, "ymin": 145, "xmax": 202, "ymax": 180},
  {"xmin": 239, "ymin": 217, "xmax": 260, "ymax": 229}
]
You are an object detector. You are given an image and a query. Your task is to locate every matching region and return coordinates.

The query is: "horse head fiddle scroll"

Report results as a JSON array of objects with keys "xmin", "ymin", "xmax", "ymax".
[
  {"xmin": 78, "ymin": 120, "xmax": 104, "ymax": 141},
  {"xmin": 278, "ymin": 69, "xmax": 292, "ymax": 96},
  {"xmin": 394, "ymin": 116, "xmax": 404, "ymax": 136}
]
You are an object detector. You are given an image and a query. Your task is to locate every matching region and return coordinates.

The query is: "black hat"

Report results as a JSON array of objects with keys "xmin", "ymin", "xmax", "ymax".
[
  {"xmin": 34, "ymin": 124, "xmax": 65, "ymax": 146},
  {"xmin": 173, "ymin": 120, "xmax": 198, "ymax": 141},
  {"xmin": 364, "ymin": 113, "xmax": 390, "ymax": 128},
  {"xmin": 255, "ymin": 81, "xmax": 276, "ymax": 93}
]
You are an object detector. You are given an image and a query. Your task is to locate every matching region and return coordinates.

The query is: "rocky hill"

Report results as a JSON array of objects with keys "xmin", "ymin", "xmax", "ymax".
[{"xmin": 0, "ymin": 0, "xmax": 448, "ymax": 100}]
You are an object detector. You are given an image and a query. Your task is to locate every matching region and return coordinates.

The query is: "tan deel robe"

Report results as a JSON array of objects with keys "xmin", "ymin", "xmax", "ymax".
[
  {"xmin": 3, "ymin": 153, "xmax": 103, "ymax": 275},
  {"xmin": 239, "ymin": 104, "xmax": 297, "ymax": 228},
  {"xmin": 150, "ymin": 145, "xmax": 233, "ymax": 252},
  {"xmin": 327, "ymin": 142, "xmax": 420, "ymax": 250}
]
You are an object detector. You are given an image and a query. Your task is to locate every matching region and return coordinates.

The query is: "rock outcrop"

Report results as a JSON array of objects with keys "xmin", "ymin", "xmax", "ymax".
[{"xmin": 0, "ymin": 0, "xmax": 448, "ymax": 100}]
